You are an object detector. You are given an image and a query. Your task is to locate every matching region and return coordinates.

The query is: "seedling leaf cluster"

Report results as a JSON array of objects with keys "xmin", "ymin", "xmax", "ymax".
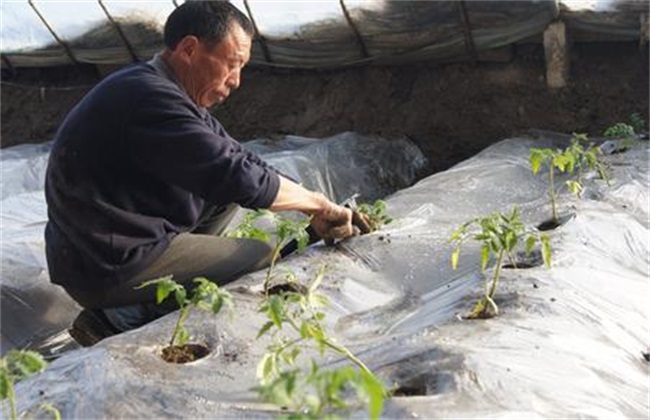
[
  {"xmin": 228, "ymin": 210, "xmax": 310, "ymax": 293},
  {"xmin": 139, "ymin": 276, "xmax": 232, "ymax": 350},
  {"xmin": 450, "ymin": 207, "xmax": 551, "ymax": 318},
  {"xmin": 529, "ymin": 133, "xmax": 609, "ymax": 224},
  {"xmin": 255, "ymin": 267, "xmax": 386, "ymax": 419},
  {"xmin": 356, "ymin": 200, "xmax": 392, "ymax": 231},
  {"xmin": 1, "ymin": 350, "xmax": 59, "ymax": 420}
]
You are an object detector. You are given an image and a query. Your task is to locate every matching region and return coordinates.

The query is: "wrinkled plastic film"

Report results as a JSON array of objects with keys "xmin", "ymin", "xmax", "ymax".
[
  {"xmin": 0, "ymin": 133, "xmax": 426, "ymax": 355},
  {"xmin": 11, "ymin": 133, "xmax": 648, "ymax": 418}
]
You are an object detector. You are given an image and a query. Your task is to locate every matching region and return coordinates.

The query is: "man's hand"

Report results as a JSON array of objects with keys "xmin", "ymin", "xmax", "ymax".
[
  {"xmin": 310, "ymin": 203, "xmax": 356, "ymax": 243},
  {"xmin": 270, "ymin": 176, "xmax": 368, "ymax": 244}
]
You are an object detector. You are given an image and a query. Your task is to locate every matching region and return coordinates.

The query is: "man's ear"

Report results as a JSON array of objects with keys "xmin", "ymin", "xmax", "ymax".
[{"xmin": 174, "ymin": 35, "xmax": 200, "ymax": 62}]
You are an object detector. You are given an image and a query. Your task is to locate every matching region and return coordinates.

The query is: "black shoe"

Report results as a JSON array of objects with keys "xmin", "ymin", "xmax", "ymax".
[{"xmin": 68, "ymin": 309, "xmax": 121, "ymax": 347}]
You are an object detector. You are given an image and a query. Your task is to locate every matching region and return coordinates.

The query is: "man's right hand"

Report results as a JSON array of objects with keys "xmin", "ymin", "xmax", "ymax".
[
  {"xmin": 310, "ymin": 203, "xmax": 356, "ymax": 242},
  {"xmin": 270, "ymin": 176, "xmax": 360, "ymax": 242}
]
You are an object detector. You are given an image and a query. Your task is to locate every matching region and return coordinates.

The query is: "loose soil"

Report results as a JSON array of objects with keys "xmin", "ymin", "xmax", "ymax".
[
  {"xmin": 1, "ymin": 42, "xmax": 647, "ymax": 176},
  {"xmin": 161, "ymin": 343, "xmax": 210, "ymax": 364},
  {"xmin": 266, "ymin": 282, "xmax": 308, "ymax": 296}
]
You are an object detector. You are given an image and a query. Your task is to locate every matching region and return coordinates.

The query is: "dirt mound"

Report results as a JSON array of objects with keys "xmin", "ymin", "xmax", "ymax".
[{"xmin": 2, "ymin": 42, "xmax": 648, "ymax": 176}]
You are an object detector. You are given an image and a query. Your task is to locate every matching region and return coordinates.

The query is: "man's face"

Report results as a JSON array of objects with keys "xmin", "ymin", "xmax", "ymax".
[{"xmin": 186, "ymin": 23, "xmax": 252, "ymax": 108}]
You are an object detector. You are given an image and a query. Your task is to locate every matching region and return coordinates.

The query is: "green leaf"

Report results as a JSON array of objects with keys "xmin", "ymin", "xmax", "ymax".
[
  {"xmin": 566, "ymin": 180, "xmax": 583, "ymax": 196},
  {"xmin": 226, "ymin": 210, "xmax": 273, "ymax": 242},
  {"xmin": 309, "ymin": 293, "xmax": 330, "ymax": 309},
  {"xmin": 135, "ymin": 275, "xmax": 173, "ymax": 290},
  {"xmin": 480, "ymin": 245, "xmax": 490, "ymax": 272},
  {"xmin": 173, "ymin": 287, "xmax": 187, "ymax": 308},
  {"xmin": 257, "ymin": 353, "xmax": 275, "ymax": 382},
  {"xmin": 629, "ymin": 112, "xmax": 645, "ymax": 133},
  {"xmin": 17, "ymin": 353, "xmax": 46, "ymax": 375},
  {"xmin": 299, "ymin": 322, "xmax": 312, "ymax": 339},
  {"xmin": 553, "ymin": 154, "xmax": 568, "ymax": 172},
  {"xmin": 0, "ymin": 370, "xmax": 10, "ymax": 400},
  {"xmin": 504, "ymin": 231, "xmax": 517, "ymax": 252},
  {"xmin": 136, "ymin": 275, "xmax": 180, "ymax": 305},
  {"xmin": 451, "ymin": 246, "xmax": 460, "ymax": 269},
  {"xmin": 288, "ymin": 347, "xmax": 301, "ymax": 366},
  {"xmin": 7, "ymin": 350, "xmax": 47, "ymax": 380},
  {"xmin": 360, "ymin": 371, "xmax": 386, "ymax": 420},
  {"xmin": 529, "ymin": 149, "xmax": 545, "ymax": 174},
  {"xmin": 489, "ymin": 238, "xmax": 500, "ymax": 253},
  {"xmin": 256, "ymin": 321, "xmax": 275, "ymax": 339},
  {"xmin": 564, "ymin": 150, "xmax": 576, "ymax": 174},
  {"xmin": 211, "ymin": 297, "xmax": 224, "ymax": 314},
  {"xmin": 295, "ymin": 226, "xmax": 310, "ymax": 253},
  {"xmin": 573, "ymin": 133, "xmax": 589, "ymax": 144},
  {"xmin": 603, "ymin": 122, "xmax": 635, "ymax": 137},
  {"xmin": 524, "ymin": 235, "xmax": 536, "ymax": 256},
  {"xmin": 541, "ymin": 234, "xmax": 552, "ymax": 268},
  {"xmin": 159, "ymin": 281, "xmax": 178, "ymax": 304},
  {"xmin": 269, "ymin": 296, "xmax": 284, "ymax": 328},
  {"xmin": 309, "ymin": 266, "xmax": 326, "ymax": 294}
]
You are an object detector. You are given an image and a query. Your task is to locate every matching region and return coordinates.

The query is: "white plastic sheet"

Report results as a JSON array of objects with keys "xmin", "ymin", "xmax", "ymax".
[
  {"xmin": 0, "ymin": 132, "xmax": 426, "ymax": 356},
  {"xmin": 10, "ymin": 132, "xmax": 648, "ymax": 418}
]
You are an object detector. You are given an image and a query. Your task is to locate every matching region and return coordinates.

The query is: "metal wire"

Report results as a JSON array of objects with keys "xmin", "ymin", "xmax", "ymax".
[
  {"xmin": 457, "ymin": 1, "xmax": 477, "ymax": 64},
  {"xmin": 27, "ymin": 0, "xmax": 79, "ymax": 66},
  {"xmin": 339, "ymin": 0, "xmax": 369, "ymax": 59},
  {"xmin": 243, "ymin": 0, "xmax": 272, "ymax": 64},
  {"xmin": 98, "ymin": 0, "xmax": 139, "ymax": 63}
]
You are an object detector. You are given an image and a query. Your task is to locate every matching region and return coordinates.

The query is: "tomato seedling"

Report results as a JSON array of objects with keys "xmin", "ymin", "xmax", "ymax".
[
  {"xmin": 530, "ymin": 133, "xmax": 609, "ymax": 225},
  {"xmin": 450, "ymin": 207, "xmax": 551, "ymax": 318},
  {"xmin": 139, "ymin": 276, "xmax": 232, "ymax": 362}
]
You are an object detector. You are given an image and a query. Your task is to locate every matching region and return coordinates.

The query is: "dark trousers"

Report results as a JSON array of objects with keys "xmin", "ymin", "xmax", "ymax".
[{"xmin": 65, "ymin": 205, "xmax": 273, "ymax": 331}]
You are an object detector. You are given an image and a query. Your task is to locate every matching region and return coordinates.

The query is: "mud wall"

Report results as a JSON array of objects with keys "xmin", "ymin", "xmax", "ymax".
[{"xmin": 1, "ymin": 41, "xmax": 648, "ymax": 175}]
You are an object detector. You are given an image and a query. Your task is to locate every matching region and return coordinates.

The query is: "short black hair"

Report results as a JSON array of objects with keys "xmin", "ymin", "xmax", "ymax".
[{"xmin": 164, "ymin": 1, "xmax": 254, "ymax": 50}]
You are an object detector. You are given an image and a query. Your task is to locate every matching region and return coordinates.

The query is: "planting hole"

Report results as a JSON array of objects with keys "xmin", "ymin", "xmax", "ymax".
[
  {"xmin": 161, "ymin": 343, "xmax": 210, "ymax": 364},
  {"xmin": 536, "ymin": 213, "xmax": 575, "ymax": 232},
  {"xmin": 393, "ymin": 376, "xmax": 427, "ymax": 396},
  {"xmin": 502, "ymin": 249, "xmax": 544, "ymax": 269},
  {"xmin": 266, "ymin": 282, "xmax": 308, "ymax": 296},
  {"xmin": 393, "ymin": 372, "xmax": 454, "ymax": 396}
]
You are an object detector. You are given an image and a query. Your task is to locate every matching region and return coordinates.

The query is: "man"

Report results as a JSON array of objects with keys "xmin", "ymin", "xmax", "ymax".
[{"xmin": 45, "ymin": 1, "xmax": 356, "ymax": 346}]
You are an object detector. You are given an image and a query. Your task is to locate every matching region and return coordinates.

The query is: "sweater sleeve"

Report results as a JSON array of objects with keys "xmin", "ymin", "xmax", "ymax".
[
  {"xmin": 124, "ymin": 86, "xmax": 280, "ymax": 209},
  {"xmin": 206, "ymin": 114, "xmax": 300, "ymax": 184}
]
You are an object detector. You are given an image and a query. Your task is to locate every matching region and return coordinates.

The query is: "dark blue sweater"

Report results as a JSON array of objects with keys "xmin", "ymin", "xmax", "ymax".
[{"xmin": 45, "ymin": 62, "xmax": 280, "ymax": 291}]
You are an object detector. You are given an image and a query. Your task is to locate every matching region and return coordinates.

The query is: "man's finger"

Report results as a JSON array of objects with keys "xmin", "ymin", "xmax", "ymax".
[
  {"xmin": 352, "ymin": 211, "xmax": 372, "ymax": 234},
  {"xmin": 329, "ymin": 223, "xmax": 354, "ymax": 239}
]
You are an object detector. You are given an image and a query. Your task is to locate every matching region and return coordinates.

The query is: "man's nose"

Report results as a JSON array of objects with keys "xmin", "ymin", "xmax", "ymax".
[{"xmin": 226, "ymin": 70, "xmax": 241, "ymax": 90}]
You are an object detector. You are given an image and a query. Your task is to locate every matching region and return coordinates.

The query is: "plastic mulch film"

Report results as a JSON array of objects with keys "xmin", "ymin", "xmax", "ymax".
[
  {"xmin": 245, "ymin": 132, "xmax": 427, "ymax": 204},
  {"xmin": 0, "ymin": 132, "xmax": 426, "ymax": 357},
  {"xmin": 10, "ymin": 132, "xmax": 648, "ymax": 418}
]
